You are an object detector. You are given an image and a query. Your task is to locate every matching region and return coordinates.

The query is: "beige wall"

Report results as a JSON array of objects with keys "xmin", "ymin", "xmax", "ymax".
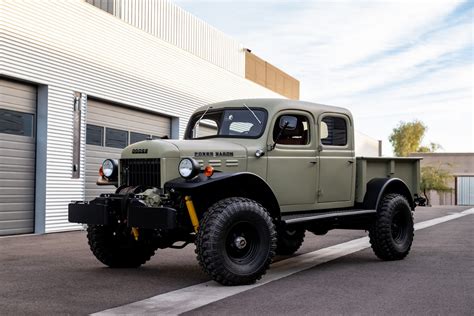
[
  {"xmin": 410, "ymin": 153, "xmax": 474, "ymax": 176},
  {"xmin": 245, "ymin": 51, "xmax": 300, "ymax": 100},
  {"xmin": 425, "ymin": 190, "xmax": 455, "ymax": 206}
]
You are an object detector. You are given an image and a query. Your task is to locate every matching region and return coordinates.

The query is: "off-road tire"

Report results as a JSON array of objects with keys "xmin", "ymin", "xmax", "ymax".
[
  {"xmin": 195, "ymin": 197, "xmax": 277, "ymax": 286},
  {"xmin": 276, "ymin": 227, "xmax": 305, "ymax": 256},
  {"xmin": 369, "ymin": 194, "xmax": 414, "ymax": 261},
  {"xmin": 87, "ymin": 225, "xmax": 156, "ymax": 268}
]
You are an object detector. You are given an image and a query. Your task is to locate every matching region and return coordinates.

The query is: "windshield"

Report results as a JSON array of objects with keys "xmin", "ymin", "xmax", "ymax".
[{"xmin": 186, "ymin": 108, "xmax": 267, "ymax": 139}]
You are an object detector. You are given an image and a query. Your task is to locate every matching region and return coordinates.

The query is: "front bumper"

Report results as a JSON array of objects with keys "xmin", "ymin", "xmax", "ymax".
[{"xmin": 68, "ymin": 195, "xmax": 177, "ymax": 230}]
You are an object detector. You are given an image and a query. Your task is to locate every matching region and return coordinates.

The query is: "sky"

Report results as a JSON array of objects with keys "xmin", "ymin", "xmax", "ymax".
[{"xmin": 174, "ymin": 0, "xmax": 473, "ymax": 155}]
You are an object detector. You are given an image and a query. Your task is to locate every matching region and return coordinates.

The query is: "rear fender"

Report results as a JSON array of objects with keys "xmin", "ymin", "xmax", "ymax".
[{"xmin": 363, "ymin": 178, "xmax": 415, "ymax": 210}]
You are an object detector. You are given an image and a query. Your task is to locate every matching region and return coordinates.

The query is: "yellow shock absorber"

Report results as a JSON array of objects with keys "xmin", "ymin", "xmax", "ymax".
[
  {"xmin": 185, "ymin": 196, "xmax": 199, "ymax": 233},
  {"xmin": 131, "ymin": 227, "xmax": 139, "ymax": 241}
]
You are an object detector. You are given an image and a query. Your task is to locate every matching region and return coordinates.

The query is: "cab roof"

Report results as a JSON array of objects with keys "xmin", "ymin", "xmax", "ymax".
[{"xmin": 193, "ymin": 98, "xmax": 353, "ymax": 119}]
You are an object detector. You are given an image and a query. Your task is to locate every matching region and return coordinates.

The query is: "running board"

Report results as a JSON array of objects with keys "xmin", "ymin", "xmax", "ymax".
[{"xmin": 282, "ymin": 209, "xmax": 376, "ymax": 225}]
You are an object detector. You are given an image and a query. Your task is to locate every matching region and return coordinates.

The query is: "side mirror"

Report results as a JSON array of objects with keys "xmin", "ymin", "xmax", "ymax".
[
  {"xmin": 279, "ymin": 116, "xmax": 297, "ymax": 130},
  {"xmin": 320, "ymin": 121, "xmax": 329, "ymax": 139}
]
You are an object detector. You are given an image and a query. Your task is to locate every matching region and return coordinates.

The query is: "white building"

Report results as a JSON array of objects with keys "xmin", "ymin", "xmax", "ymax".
[
  {"xmin": 0, "ymin": 0, "xmax": 379, "ymax": 236},
  {"xmin": 354, "ymin": 131, "xmax": 381, "ymax": 157}
]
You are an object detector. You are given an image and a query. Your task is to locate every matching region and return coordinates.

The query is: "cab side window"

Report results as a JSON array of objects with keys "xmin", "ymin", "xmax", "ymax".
[
  {"xmin": 273, "ymin": 115, "xmax": 309, "ymax": 145},
  {"xmin": 321, "ymin": 116, "xmax": 347, "ymax": 146}
]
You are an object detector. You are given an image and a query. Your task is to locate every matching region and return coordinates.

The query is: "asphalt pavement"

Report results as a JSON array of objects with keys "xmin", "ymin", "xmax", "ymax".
[{"xmin": 0, "ymin": 206, "xmax": 472, "ymax": 315}]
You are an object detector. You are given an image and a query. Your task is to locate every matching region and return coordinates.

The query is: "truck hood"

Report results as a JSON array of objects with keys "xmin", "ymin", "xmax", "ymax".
[
  {"xmin": 168, "ymin": 139, "xmax": 247, "ymax": 159},
  {"xmin": 121, "ymin": 139, "xmax": 247, "ymax": 159}
]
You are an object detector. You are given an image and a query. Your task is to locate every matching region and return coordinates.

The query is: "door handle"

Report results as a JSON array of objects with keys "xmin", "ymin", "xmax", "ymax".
[
  {"xmin": 348, "ymin": 160, "xmax": 354, "ymax": 164},
  {"xmin": 310, "ymin": 161, "xmax": 317, "ymax": 164}
]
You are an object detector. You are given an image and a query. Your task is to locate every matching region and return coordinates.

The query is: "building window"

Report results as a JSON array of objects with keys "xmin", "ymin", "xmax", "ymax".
[
  {"xmin": 321, "ymin": 116, "xmax": 347, "ymax": 146},
  {"xmin": 130, "ymin": 132, "xmax": 149, "ymax": 144},
  {"xmin": 0, "ymin": 109, "xmax": 34, "ymax": 137},
  {"xmin": 86, "ymin": 124, "xmax": 104, "ymax": 146},
  {"xmin": 105, "ymin": 127, "xmax": 128, "ymax": 148}
]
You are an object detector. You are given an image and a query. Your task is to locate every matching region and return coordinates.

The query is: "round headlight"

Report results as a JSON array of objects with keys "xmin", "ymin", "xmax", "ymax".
[
  {"xmin": 179, "ymin": 158, "xmax": 200, "ymax": 179},
  {"xmin": 102, "ymin": 159, "xmax": 117, "ymax": 179}
]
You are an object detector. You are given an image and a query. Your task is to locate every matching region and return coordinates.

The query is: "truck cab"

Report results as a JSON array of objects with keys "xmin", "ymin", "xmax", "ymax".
[
  {"xmin": 69, "ymin": 98, "xmax": 421, "ymax": 286},
  {"xmin": 183, "ymin": 99, "xmax": 356, "ymax": 211}
]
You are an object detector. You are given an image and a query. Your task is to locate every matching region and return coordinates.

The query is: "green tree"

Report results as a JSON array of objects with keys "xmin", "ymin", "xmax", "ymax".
[
  {"xmin": 389, "ymin": 120, "xmax": 448, "ymax": 206},
  {"xmin": 389, "ymin": 120, "xmax": 427, "ymax": 157},
  {"xmin": 417, "ymin": 142, "xmax": 443, "ymax": 153},
  {"xmin": 420, "ymin": 165, "xmax": 452, "ymax": 206}
]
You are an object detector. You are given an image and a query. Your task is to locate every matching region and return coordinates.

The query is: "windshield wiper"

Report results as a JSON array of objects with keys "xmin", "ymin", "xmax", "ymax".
[
  {"xmin": 193, "ymin": 105, "xmax": 213, "ymax": 137},
  {"xmin": 243, "ymin": 103, "xmax": 262, "ymax": 124}
]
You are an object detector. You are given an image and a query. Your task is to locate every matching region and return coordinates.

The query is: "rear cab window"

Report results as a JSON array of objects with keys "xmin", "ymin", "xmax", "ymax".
[{"xmin": 320, "ymin": 116, "xmax": 348, "ymax": 146}]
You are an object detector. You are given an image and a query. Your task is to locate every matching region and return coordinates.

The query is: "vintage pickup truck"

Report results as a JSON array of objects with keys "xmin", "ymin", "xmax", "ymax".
[{"xmin": 69, "ymin": 99, "xmax": 421, "ymax": 285}]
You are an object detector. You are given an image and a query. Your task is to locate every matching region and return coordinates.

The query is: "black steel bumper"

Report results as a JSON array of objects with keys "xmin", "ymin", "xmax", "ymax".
[{"xmin": 68, "ymin": 196, "xmax": 177, "ymax": 230}]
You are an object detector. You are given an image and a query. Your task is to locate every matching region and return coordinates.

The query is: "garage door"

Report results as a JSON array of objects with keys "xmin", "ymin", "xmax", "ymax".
[
  {"xmin": 457, "ymin": 176, "xmax": 474, "ymax": 206},
  {"xmin": 85, "ymin": 99, "xmax": 171, "ymax": 201},
  {"xmin": 0, "ymin": 79, "xmax": 36, "ymax": 236}
]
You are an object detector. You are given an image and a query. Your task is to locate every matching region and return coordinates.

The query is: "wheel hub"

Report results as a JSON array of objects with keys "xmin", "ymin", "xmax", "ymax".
[
  {"xmin": 234, "ymin": 236, "xmax": 247, "ymax": 249},
  {"xmin": 225, "ymin": 222, "xmax": 259, "ymax": 262}
]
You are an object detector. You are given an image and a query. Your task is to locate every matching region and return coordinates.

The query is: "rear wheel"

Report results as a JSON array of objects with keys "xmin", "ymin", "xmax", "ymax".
[
  {"xmin": 195, "ymin": 197, "xmax": 277, "ymax": 286},
  {"xmin": 87, "ymin": 224, "xmax": 157, "ymax": 268},
  {"xmin": 369, "ymin": 194, "xmax": 414, "ymax": 260},
  {"xmin": 276, "ymin": 227, "xmax": 305, "ymax": 255}
]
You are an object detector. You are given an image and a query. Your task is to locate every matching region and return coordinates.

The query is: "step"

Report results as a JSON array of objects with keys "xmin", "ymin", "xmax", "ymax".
[{"xmin": 281, "ymin": 209, "xmax": 376, "ymax": 225}]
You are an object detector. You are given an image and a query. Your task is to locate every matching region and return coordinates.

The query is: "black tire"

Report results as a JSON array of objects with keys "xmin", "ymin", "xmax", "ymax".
[
  {"xmin": 369, "ymin": 194, "xmax": 414, "ymax": 261},
  {"xmin": 195, "ymin": 197, "xmax": 277, "ymax": 286},
  {"xmin": 87, "ymin": 224, "xmax": 157, "ymax": 268},
  {"xmin": 276, "ymin": 227, "xmax": 305, "ymax": 255}
]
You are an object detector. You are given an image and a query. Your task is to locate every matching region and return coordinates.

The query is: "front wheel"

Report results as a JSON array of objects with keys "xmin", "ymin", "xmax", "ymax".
[
  {"xmin": 195, "ymin": 197, "xmax": 277, "ymax": 286},
  {"xmin": 87, "ymin": 224, "xmax": 157, "ymax": 268},
  {"xmin": 369, "ymin": 194, "xmax": 414, "ymax": 260}
]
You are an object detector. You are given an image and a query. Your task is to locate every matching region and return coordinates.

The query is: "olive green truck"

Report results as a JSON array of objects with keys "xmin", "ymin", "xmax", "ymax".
[{"xmin": 69, "ymin": 99, "xmax": 422, "ymax": 286}]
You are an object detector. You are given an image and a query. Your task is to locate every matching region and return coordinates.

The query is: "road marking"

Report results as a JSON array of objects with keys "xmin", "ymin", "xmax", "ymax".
[{"xmin": 93, "ymin": 208, "xmax": 473, "ymax": 316}]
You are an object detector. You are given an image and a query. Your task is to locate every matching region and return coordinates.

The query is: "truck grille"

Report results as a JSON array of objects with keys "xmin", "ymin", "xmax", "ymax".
[{"xmin": 120, "ymin": 158, "xmax": 161, "ymax": 188}]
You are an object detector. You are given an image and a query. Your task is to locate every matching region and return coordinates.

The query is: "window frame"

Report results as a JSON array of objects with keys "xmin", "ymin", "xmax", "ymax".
[
  {"xmin": 0, "ymin": 108, "xmax": 35, "ymax": 137},
  {"xmin": 105, "ymin": 127, "xmax": 129, "ymax": 149},
  {"xmin": 272, "ymin": 113, "xmax": 311, "ymax": 147},
  {"xmin": 86, "ymin": 124, "xmax": 104, "ymax": 146},
  {"xmin": 184, "ymin": 107, "xmax": 268, "ymax": 140},
  {"xmin": 130, "ymin": 131, "xmax": 150, "ymax": 144}
]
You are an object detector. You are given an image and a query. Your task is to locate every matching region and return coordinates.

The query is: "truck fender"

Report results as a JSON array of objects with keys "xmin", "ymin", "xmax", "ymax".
[
  {"xmin": 165, "ymin": 172, "xmax": 281, "ymax": 219},
  {"xmin": 362, "ymin": 178, "xmax": 415, "ymax": 210}
]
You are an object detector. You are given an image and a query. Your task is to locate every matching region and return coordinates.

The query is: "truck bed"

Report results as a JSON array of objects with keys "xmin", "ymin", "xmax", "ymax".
[{"xmin": 355, "ymin": 157, "xmax": 421, "ymax": 204}]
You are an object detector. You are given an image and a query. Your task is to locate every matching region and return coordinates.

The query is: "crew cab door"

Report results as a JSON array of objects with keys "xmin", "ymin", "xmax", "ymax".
[
  {"xmin": 266, "ymin": 111, "xmax": 318, "ymax": 211},
  {"xmin": 317, "ymin": 113, "xmax": 355, "ymax": 207}
]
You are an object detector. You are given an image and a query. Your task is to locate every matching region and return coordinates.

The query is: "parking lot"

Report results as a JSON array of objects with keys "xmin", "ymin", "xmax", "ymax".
[{"xmin": 1, "ymin": 206, "xmax": 472, "ymax": 315}]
